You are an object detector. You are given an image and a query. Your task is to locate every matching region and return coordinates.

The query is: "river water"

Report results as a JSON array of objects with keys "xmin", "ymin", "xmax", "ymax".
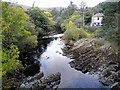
[{"xmin": 35, "ymin": 34, "xmax": 109, "ymax": 89}]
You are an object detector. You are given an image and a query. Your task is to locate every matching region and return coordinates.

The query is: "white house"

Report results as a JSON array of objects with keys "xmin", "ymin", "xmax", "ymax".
[{"xmin": 90, "ymin": 13, "xmax": 104, "ymax": 27}]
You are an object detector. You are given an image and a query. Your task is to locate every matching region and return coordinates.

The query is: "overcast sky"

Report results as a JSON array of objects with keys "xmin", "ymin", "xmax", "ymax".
[{"xmin": 2, "ymin": 0, "xmax": 108, "ymax": 8}]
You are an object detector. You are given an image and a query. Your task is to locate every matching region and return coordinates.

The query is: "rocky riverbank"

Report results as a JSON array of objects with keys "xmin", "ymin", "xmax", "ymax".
[
  {"xmin": 62, "ymin": 38, "xmax": 120, "ymax": 89},
  {"xmin": 2, "ymin": 50, "xmax": 61, "ymax": 90},
  {"xmin": 3, "ymin": 37, "xmax": 62, "ymax": 89},
  {"xmin": 20, "ymin": 72, "xmax": 61, "ymax": 90},
  {"xmin": 2, "ymin": 65, "xmax": 61, "ymax": 90}
]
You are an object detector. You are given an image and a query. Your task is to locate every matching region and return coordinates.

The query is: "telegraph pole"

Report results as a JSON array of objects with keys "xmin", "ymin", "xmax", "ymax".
[
  {"xmin": 80, "ymin": 0, "xmax": 86, "ymax": 27},
  {"xmin": 32, "ymin": 1, "xmax": 36, "ymax": 7}
]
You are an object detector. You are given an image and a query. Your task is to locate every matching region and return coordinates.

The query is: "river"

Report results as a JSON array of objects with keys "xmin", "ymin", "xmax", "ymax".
[{"xmin": 34, "ymin": 34, "xmax": 109, "ymax": 89}]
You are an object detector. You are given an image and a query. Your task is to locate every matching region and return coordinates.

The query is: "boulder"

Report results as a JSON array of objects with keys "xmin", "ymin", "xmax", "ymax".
[{"xmin": 20, "ymin": 72, "xmax": 61, "ymax": 90}]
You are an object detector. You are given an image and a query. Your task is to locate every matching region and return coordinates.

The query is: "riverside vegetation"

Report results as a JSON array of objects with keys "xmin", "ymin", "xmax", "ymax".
[
  {"xmin": 1, "ymin": 1, "xmax": 120, "ymax": 89},
  {"xmin": 61, "ymin": 1, "xmax": 120, "ymax": 89},
  {"xmin": 1, "ymin": 2, "xmax": 60, "ymax": 89}
]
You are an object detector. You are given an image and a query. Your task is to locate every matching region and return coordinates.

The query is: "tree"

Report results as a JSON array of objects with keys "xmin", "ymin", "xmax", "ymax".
[
  {"xmin": 84, "ymin": 8, "xmax": 92, "ymax": 25},
  {"xmin": 2, "ymin": 2, "xmax": 29, "ymax": 47},
  {"xmin": 1, "ymin": 2, "xmax": 38, "ymax": 76},
  {"xmin": 27, "ymin": 7, "xmax": 50, "ymax": 30},
  {"xmin": 95, "ymin": 2, "xmax": 120, "ymax": 45},
  {"xmin": 79, "ymin": 1, "xmax": 86, "ymax": 26},
  {"xmin": 2, "ymin": 44, "xmax": 20, "ymax": 76},
  {"xmin": 43, "ymin": 11, "xmax": 55, "ymax": 25},
  {"xmin": 51, "ymin": 8, "xmax": 60, "ymax": 20},
  {"xmin": 101, "ymin": 2, "xmax": 118, "ymax": 29},
  {"xmin": 60, "ymin": 1, "xmax": 77, "ymax": 19}
]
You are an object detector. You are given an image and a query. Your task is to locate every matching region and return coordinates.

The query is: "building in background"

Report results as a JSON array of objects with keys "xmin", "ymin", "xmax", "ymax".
[{"xmin": 90, "ymin": 13, "xmax": 104, "ymax": 27}]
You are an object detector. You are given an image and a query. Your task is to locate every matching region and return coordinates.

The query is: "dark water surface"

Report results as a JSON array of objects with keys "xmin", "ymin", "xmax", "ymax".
[{"xmin": 35, "ymin": 35, "xmax": 110, "ymax": 89}]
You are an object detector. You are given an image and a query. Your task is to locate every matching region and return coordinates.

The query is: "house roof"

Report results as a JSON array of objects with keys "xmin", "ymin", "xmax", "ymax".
[{"xmin": 94, "ymin": 13, "xmax": 104, "ymax": 17}]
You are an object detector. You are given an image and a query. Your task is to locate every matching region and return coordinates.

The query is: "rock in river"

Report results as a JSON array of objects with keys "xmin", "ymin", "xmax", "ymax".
[{"xmin": 20, "ymin": 72, "xmax": 61, "ymax": 90}]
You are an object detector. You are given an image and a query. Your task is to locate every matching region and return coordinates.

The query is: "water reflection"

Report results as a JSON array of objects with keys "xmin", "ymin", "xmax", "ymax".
[
  {"xmin": 37, "ymin": 37, "xmax": 109, "ymax": 88},
  {"xmin": 36, "ymin": 38, "xmax": 53, "ymax": 57}
]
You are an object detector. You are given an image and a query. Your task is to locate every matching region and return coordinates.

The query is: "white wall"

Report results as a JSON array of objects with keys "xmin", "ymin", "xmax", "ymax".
[
  {"xmin": 90, "ymin": 16, "xmax": 103, "ymax": 27},
  {"xmin": 93, "ymin": 16, "xmax": 103, "ymax": 23},
  {"xmin": 93, "ymin": 16, "xmax": 103, "ymax": 26}
]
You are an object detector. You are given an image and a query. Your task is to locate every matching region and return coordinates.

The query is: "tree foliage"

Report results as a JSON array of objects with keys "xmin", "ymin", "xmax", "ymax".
[
  {"xmin": 60, "ymin": 1, "xmax": 77, "ymax": 19},
  {"xmin": 1, "ymin": 2, "xmax": 38, "ymax": 76},
  {"xmin": 52, "ymin": 1, "xmax": 93, "ymax": 32},
  {"xmin": 44, "ymin": 11, "xmax": 55, "ymax": 25},
  {"xmin": 2, "ymin": 44, "xmax": 20, "ymax": 76},
  {"xmin": 96, "ymin": 2, "xmax": 120, "ymax": 45},
  {"xmin": 2, "ymin": 2, "xmax": 29, "ymax": 47},
  {"xmin": 51, "ymin": 8, "xmax": 60, "ymax": 20},
  {"xmin": 27, "ymin": 7, "xmax": 50, "ymax": 30}
]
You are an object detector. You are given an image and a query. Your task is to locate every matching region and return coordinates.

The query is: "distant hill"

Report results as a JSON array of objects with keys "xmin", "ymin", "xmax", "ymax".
[
  {"xmin": 11, "ymin": 3, "xmax": 64, "ymax": 11},
  {"xmin": 20, "ymin": 4, "xmax": 64, "ymax": 11},
  {"xmin": 2, "ymin": 1, "xmax": 64, "ymax": 11},
  {"xmin": 18, "ymin": 4, "xmax": 31, "ymax": 11},
  {"xmin": 40, "ymin": 7, "xmax": 64, "ymax": 11}
]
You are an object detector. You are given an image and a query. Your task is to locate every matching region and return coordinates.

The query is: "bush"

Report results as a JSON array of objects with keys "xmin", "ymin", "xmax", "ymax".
[
  {"xmin": 104, "ymin": 27, "xmax": 120, "ymax": 44},
  {"xmin": 95, "ymin": 27, "xmax": 120, "ymax": 45},
  {"xmin": 2, "ymin": 44, "xmax": 21, "ymax": 76},
  {"xmin": 84, "ymin": 26, "xmax": 97, "ymax": 33},
  {"xmin": 63, "ymin": 25, "xmax": 89, "ymax": 41}
]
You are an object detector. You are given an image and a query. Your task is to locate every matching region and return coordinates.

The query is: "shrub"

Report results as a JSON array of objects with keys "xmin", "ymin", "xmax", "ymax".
[
  {"xmin": 63, "ymin": 25, "xmax": 89, "ymax": 41},
  {"xmin": 84, "ymin": 26, "xmax": 97, "ymax": 33},
  {"xmin": 66, "ymin": 21, "xmax": 74, "ymax": 29},
  {"xmin": 2, "ymin": 44, "xmax": 21, "ymax": 76}
]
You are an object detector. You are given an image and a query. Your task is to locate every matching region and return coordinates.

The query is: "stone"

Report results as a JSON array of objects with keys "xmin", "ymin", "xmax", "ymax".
[
  {"xmin": 62, "ymin": 38, "xmax": 119, "ymax": 88},
  {"xmin": 19, "ymin": 72, "xmax": 61, "ymax": 90}
]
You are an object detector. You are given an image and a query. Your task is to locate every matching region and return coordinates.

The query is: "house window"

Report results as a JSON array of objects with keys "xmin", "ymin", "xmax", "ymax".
[
  {"xmin": 96, "ymin": 23, "xmax": 100, "ymax": 26},
  {"xmin": 97, "ymin": 17, "xmax": 99, "ymax": 20}
]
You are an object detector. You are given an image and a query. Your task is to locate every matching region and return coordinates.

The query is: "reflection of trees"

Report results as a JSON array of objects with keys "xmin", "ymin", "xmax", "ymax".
[{"xmin": 37, "ymin": 38, "xmax": 53, "ymax": 56}]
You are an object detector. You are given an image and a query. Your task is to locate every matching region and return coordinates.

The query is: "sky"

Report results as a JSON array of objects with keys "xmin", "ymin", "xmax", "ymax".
[{"xmin": 2, "ymin": 0, "xmax": 107, "ymax": 8}]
